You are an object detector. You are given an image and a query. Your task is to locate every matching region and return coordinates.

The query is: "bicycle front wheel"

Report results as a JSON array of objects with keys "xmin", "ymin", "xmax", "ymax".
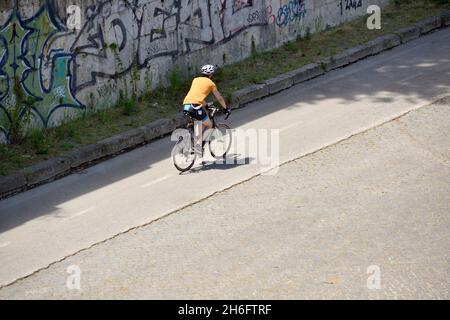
[{"xmin": 209, "ymin": 124, "xmax": 232, "ymax": 159}]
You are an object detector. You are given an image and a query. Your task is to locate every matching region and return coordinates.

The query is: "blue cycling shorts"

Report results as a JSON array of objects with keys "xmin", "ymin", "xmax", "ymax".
[{"xmin": 183, "ymin": 104, "xmax": 209, "ymax": 122}]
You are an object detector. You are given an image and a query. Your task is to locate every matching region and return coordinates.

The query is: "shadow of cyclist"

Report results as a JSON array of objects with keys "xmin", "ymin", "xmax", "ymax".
[{"xmin": 181, "ymin": 154, "xmax": 254, "ymax": 174}]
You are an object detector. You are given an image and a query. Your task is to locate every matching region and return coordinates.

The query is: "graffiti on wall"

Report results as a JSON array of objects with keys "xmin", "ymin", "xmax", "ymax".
[
  {"xmin": 275, "ymin": 0, "xmax": 306, "ymax": 27},
  {"xmin": 339, "ymin": 0, "xmax": 363, "ymax": 16},
  {"xmin": 234, "ymin": 0, "xmax": 254, "ymax": 13},
  {"xmin": 70, "ymin": 0, "xmax": 307, "ymax": 90},
  {"xmin": 246, "ymin": 0, "xmax": 306, "ymax": 27},
  {"xmin": 0, "ymin": 1, "xmax": 83, "ymax": 142},
  {"xmin": 0, "ymin": 0, "xmax": 309, "ymax": 142},
  {"xmin": 69, "ymin": 0, "xmax": 289, "ymax": 91}
]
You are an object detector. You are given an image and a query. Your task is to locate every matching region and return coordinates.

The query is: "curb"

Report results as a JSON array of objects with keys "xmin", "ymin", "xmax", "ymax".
[{"xmin": 1, "ymin": 12, "xmax": 449, "ymax": 199}]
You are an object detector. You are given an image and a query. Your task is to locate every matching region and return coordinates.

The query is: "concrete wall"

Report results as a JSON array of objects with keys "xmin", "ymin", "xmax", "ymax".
[{"xmin": 0, "ymin": 0, "xmax": 389, "ymax": 142}]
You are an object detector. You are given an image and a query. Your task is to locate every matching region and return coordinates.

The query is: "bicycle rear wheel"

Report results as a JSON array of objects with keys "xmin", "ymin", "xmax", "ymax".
[
  {"xmin": 172, "ymin": 137, "xmax": 196, "ymax": 172},
  {"xmin": 209, "ymin": 124, "xmax": 232, "ymax": 159}
]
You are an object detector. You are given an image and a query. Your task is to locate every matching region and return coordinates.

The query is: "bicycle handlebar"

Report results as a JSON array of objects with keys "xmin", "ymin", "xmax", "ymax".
[{"xmin": 205, "ymin": 103, "xmax": 232, "ymax": 120}]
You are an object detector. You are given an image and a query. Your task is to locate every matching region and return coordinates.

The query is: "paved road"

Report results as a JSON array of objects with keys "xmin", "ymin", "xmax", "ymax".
[
  {"xmin": 0, "ymin": 96, "xmax": 448, "ymax": 299},
  {"xmin": 0, "ymin": 28, "xmax": 449, "ymax": 293}
]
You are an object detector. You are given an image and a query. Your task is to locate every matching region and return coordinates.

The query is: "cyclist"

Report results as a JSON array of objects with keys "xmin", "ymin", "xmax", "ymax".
[{"xmin": 183, "ymin": 65, "xmax": 230, "ymax": 153}]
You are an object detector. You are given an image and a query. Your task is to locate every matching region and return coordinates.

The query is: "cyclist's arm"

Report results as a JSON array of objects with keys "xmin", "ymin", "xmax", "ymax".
[{"xmin": 212, "ymin": 89, "xmax": 228, "ymax": 110}]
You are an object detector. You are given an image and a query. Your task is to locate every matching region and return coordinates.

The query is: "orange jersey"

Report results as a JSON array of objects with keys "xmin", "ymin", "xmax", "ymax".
[{"xmin": 183, "ymin": 77, "xmax": 217, "ymax": 105}]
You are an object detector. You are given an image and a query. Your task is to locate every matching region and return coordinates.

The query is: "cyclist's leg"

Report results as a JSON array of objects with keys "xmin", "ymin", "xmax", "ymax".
[
  {"xmin": 192, "ymin": 111, "xmax": 210, "ymax": 153},
  {"xmin": 201, "ymin": 116, "xmax": 213, "ymax": 149},
  {"xmin": 202, "ymin": 117, "xmax": 213, "ymax": 132}
]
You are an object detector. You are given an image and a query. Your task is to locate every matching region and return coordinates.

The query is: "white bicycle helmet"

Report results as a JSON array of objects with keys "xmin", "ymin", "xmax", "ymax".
[{"xmin": 201, "ymin": 64, "xmax": 216, "ymax": 76}]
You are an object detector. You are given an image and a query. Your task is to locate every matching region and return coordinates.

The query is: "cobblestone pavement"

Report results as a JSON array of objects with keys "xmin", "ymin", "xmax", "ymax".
[{"xmin": 0, "ymin": 101, "xmax": 449, "ymax": 299}]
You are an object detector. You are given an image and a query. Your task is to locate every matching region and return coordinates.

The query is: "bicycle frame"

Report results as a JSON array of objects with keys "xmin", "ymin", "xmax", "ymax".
[{"xmin": 182, "ymin": 103, "xmax": 229, "ymax": 148}]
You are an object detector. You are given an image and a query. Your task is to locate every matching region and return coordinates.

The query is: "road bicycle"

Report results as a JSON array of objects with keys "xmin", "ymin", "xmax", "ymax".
[{"xmin": 172, "ymin": 103, "xmax": 232, "ymax": 172}]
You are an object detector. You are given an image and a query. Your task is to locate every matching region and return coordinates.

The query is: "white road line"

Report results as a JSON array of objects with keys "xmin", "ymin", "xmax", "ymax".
[
  {"xmin": 399, "ymin": 72, "xmax": 424, "ymax": 83},
  {"xmin": 280, "ymin": 120, "xmax": 304, "ymax": 133},
  {"xmin": 0, "ymin": 242, "xmax": 11, "ymax": 248},
  {"xmin": 141, "ymin": 175, "xmax": 173, "ymax": 189},
  {"xmin": 62, "ymin": 207, "xmax": 96, "ymax": 222}
]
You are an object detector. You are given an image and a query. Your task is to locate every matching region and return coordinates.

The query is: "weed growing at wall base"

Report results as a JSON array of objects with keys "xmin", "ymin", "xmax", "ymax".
[
  {"xmin": 8, "ymin": 77, "xmax": 35, "ymax": 145},
  {"xmin": 168, "ymin": 66, "xmax": 186, "ymax": 94},
  {"xmin": 29, "ymin": 128, "xmax": 49, "ymax": 155}
]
